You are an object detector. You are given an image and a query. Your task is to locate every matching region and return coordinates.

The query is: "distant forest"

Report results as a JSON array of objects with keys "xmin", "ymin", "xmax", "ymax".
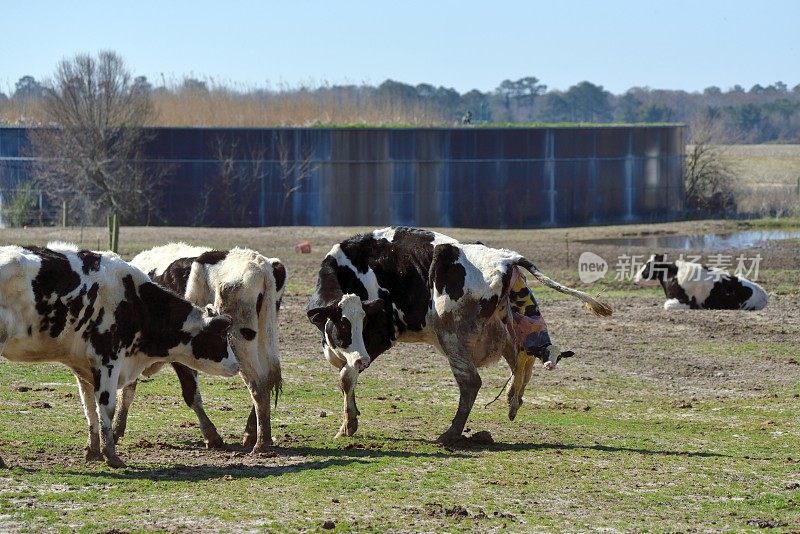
[{"xmin": 3, "ymin": 74, "xmax": 799, "ymax": 143}]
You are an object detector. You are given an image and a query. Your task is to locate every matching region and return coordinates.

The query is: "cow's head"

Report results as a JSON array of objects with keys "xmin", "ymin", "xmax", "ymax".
[
  {"xmin": 537, "ymin": 345, "xmax": 575, "ymax": 370},
  {"xmin": 307, "ymin": 294, "xmax": 385, "ymax": 372},
  {"xmin": 135, "ymin": 279, "xmax": 239, "ymax": 377},
  {"xmin": 634, "ymin": 254, "xmax": 676, "ymax": 286},
  {"xmin": 209, "ymin": 254, "xmax": 285, "ymax": 392}
]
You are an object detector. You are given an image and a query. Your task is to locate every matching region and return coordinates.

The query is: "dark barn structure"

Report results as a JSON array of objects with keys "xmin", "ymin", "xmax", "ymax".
[{"xmin": 0, "ymin": 125, "xmax": 684, "ymax": 228}]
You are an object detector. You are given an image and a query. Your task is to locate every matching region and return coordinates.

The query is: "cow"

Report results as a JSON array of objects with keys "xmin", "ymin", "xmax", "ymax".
[
  {"xmin": 634, "ymin": 254, "xmax": 768, "ymax": 310},
  {"xmin": 0, "ymin": 243, "xmax": 239, "ymax": 468},
  {"xmin": 111, "ymin": 244, "xmax": 286, "ymax": 453},
  {"xmin": 306, "ymin": 227, "xmax": 611, "ymax": 444}
]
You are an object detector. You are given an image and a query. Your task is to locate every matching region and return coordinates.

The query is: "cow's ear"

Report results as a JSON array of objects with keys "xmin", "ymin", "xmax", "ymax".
[
  {"xmin": 307, "ymin": 304, "xmax": 339, "ymax": 327},
  {"xmin": 207, "ymin": 314, "xmax": 232, "ymax": 335},
  {"xmin": 559, "ymin": 350, "xmax": 575, "ymax": 359},
  {"xmin": 204, "ymin": 305, "xmax": 218, "ymax": 317},
  {"xmin": 364, "ymin": 298, "xmax": 385, "ymax": 315}
]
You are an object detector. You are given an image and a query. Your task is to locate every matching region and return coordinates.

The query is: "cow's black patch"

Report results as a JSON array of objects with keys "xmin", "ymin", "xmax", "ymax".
[
  {"xmin": 74, "ymin": 283, "xmax": 99, "ymax": 332},
  {"xmin": 240, "ymin": 327, "xmax": 257, "ymax": 341},
  {"xmin": 256, "ymin": 292, "xmax": 264, "ymax": 317},
  {"xmin": 431, "ymin": 244, "xmax": 466, "ymax": 301},
  {"xmin": 325, "ymin": 316, "xmax": 353, "ymax": 349},
  {"xmin": 190, "ymin": 316, "xmax": 231, "ymax": 362},
  {"xmin": 172, "ymin": 363, "xmax": 199, "ymax": 406},
  {"xmin": 272, "ymin": 261, "xmax": 286, "ymax": 292},
  {"xmin": 26, "ymin": 246, "xmax": 81, "ymax": 337},
  {"xmin": 196, "ymin": 250, "xmax": 228, "ymax": 265},
  {"xmin": 703, "ymin": 275, "xmax": 753, "ymax": 309},
  {"xmin": 276, "ymin": 297, "xmax": 282, "ymax": 312},
  {"xmin": 336, "ymin": 264, "xmax": 369, "ymax": 301},
  {"xmin": 27, "ymin": 325, "xmax": 32, "ymax": 336},
  {"xmin": 99, "ymin": 391, "xmax": 109, "ymax": 405},
  {"xmin": 133, "ymin": 279, "xmax": 194, "ymax": 357},
  {"xmin": 92, "ymin": 367, "xmax": 101, "ymax": 390},
  {"xmin": 152, "ymin": 257, "xmax": 196, "ymax": 295},
  {"xmin": 479, "ymin": 295, "xmax": 499, "ymax": 318},
  {"xmin": 76, "ymin": 250, "xmax": 102, "ymax": 275},
  {"xmin": 107, "ymin": 365, "xmax": 114, "ymax": 376},
  {"xmin": 663, "ymin": 278, "xmax": 693, "ymax": 307}
]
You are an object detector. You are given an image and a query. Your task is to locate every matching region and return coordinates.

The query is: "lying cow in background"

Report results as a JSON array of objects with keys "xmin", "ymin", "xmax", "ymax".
[
  {"xmin": 634, "ymin": 254, "xmax": 768, "ymax": 310},
  {"xmin": 306, "ymin": 227, "xmax": 611, "ymax": 443},
  {"xmin": 0, "ymin": 244, "xmax": 238, "ymax": 468},
  {"xmin": 112, "ymin": 244, "xmax": 286, "ymax": 453}
]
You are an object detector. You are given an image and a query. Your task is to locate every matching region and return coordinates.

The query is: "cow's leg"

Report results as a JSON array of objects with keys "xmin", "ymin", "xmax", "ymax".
[
  {"xmin": 74, "ymin": 372, "xmax": 102, "ymax": 462},
  {"xmin": 240, "ymin": 377, "xmax": 272, "ymax": 453},
  {"xmin": 94, "ymin": 367, "xmax": 125, "ymax": 468},
  {"xmin": 437, "ymin": 335, "xmax": 482, "ymax": 444},
  {"xmin": 112, "ymin": 380, "xmax": 137, "ymax": 444},
  {"xmin": 322, "ymin": 344, "xmax": 359, "ymax": 437},
  {"xmin": 336, "ymin": 365, "xmax": 360, "ymax": 437},
  {"xmin": 243, "ymin": 407, "xmax": 257, "ymax": 447},
  {"xmin": 172, "ymin": 363, "xmax": 225, "ymax": 449}
]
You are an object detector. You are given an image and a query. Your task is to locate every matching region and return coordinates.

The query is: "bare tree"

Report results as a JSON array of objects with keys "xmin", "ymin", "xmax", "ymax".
[
  {"xmin": 196, "ymin": 136, "xmax": 266, "ymax": 226},
  {"xmin": 29, "ymin": 51, "xmax": 164, "ymax": 224},
  {"xmin": 684, "ymin": 115, "xmax": 737, "ymax": 213},
  {"xmin": 276, "ymin": 132, "xmax": 317, "ymax": 225}
]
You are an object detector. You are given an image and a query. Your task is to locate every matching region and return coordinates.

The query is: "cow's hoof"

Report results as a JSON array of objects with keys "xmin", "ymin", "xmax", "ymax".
[
  {"xmin": 242, "ymin": 432, "xmax": 257, "ymax": 448},
  {"xmin": 84, "ymin": 447, "xmax": 103, "ymax": 462},
  {"xmin": 205, "ymin": 434, "xmax": 226, "ymax": 450},
  {"xmin": 508, "ymin": 399, "xmax": 522, "ymax": 421},
  {"xmin": 437, "ymin": 429, "xmax": 463, "ymax": 445},
  {"xmin": 251, "ymin": 441, "xmax": 275, "ymax": 455},
  {"xmin": 104, "ymin": 455, "xmax": 126, "ymax": 469},
  {"xmin": 112, "ymin": 429, "xmax": 125, "ymax": 445},
  {"xmin": 335, "ymin": 421, "xmax": 358, "ymax": 438}
]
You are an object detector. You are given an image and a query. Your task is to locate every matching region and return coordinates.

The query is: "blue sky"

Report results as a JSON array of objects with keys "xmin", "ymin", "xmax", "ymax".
[{"xmin": 1, "ymin": 0, "xmax": 797, "ymax": 95}]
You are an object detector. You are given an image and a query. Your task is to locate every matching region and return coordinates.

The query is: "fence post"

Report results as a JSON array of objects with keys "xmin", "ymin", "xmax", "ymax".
[{"xmin": 107, "ymin": 213, "xmax": 119, "ymax": 253}]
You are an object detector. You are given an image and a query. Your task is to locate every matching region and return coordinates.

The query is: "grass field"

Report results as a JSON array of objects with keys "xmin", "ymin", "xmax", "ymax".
[
  {"xmin": 1, "ymin": 221, "xmax": 799, "ymax": 532},
  {"xmin": 722, "ymin": 145, "xmax": 800, "ymax": 216}
]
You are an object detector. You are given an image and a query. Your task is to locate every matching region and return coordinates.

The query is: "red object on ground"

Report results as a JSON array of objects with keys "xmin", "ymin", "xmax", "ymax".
[{"xmin": 295, "ymin": 240, "xmax": 311, "ymax": 254}]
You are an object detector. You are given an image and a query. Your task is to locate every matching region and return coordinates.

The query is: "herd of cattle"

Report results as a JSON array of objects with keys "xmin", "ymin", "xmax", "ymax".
[{"xmin": 0, "ymin": 227, "xmax": 769, "ymax": 467}]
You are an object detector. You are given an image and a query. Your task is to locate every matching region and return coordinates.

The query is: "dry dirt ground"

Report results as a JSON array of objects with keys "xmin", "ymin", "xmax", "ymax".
[{"xmin": 0, "ymin": 220, "xmax": 798, "ymax": 532}]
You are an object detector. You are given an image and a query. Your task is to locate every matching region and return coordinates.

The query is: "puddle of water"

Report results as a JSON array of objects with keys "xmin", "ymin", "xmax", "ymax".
[{"xmin": 580, "ymin": 230, "xmax": 800, "ymax": 250}]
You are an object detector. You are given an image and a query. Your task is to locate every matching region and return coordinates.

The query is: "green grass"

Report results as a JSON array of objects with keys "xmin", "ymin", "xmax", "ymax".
[{"xmin": 3, "ymin": 297, "xmax": 800, "ymax": 532}]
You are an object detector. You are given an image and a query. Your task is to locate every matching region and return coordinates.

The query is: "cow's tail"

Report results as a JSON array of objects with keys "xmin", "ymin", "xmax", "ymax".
[{"xmin": 516, "ymin": 258, "xmax": 612, "ymax": 317}]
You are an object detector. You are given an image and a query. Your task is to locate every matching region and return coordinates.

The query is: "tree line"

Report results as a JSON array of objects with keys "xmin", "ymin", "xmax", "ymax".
[{"xmin": 3, "ymin": 72, "xmax": 800, "ymax": 142}]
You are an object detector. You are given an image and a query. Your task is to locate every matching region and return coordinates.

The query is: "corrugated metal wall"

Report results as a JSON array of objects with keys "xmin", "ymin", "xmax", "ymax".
[{"xmin": 0, "ymin": 126, "xmax": 684, "ymax": 228}]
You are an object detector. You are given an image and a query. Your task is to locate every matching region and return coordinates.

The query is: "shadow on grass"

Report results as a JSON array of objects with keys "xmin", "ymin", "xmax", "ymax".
[
  {"xmin": 442, "ymin": 440, "xmax": 732, "ymax": 458},
  {"xmin": 60, "ymin": 456, "xmax": 370, "ymax": 482}
]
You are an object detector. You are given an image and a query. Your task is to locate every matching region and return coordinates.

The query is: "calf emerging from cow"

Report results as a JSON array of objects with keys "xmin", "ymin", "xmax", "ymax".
[
  {"xmin": 112, "ymin": 244, "xmax": 286, "ymax": 453},
  {"xmin": 307, "ymin": 227, "xmax": 611, "ymax": 443},
  {"xmin": 634, "ymin": 254, "xmax": 768, "ymax": 310},
  {"xmin": 0, "ymin": 243, "xmax": 239, "ymax": 468}
]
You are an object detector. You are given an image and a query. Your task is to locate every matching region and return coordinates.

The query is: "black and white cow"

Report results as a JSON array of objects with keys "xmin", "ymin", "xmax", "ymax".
[
  {"xmin": 111, "ymin": 243, "xmax": 286, "ymax": 453},
  {"xmin": 634, "ymin": 254, "xmax": 768, "ymax": 310},
  {"xmin": 0, "ymin": 244, "xmax": 238, "ymax": 468},
  {"xmin": 306, "ymin": 227, "xmax": 611, "ymax": 443}
]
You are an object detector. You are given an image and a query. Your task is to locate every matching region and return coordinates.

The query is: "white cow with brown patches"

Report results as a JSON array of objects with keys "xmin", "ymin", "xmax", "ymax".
[
  {"xmin": 0, "ymin": 244, "xmax": 238, "ymax": 468},
  {"xmin": 113, "ymin": 243, "xmax": 286, "ymax": 453},
  {"xmin": 307, "ymin": 227, "xmax": 611, "ymax": 444}
]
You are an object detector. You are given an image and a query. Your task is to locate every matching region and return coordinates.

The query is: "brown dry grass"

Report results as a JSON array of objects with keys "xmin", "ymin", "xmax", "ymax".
[
  {"xmin": 152, "ymin": 88, "xmax": 445, "ymax": 127},
  {"xmin": 721, "ymin": 144, "xmax": 800, "ymax": 215}
]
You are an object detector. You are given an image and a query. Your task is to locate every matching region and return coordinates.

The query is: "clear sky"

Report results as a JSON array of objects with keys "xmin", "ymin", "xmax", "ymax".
[{"xmin": 1, "ymin": 0, "xmax": 797, "ymax": 95}]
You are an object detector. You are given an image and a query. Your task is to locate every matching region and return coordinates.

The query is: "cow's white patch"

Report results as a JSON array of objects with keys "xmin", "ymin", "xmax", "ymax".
[
  {"xmin": 372, "ymin": 227, "xmax": 397, "ymax": 242},
  {"xmin": 740, "ymin": 277, "xmax": 769, "ymax": 310},
  {"xmin": 663, "ymin": 298, "xmax": 690, "ymax": 310},
  {"xmin": 675, "ymin": 261, "xmax": 718, "ymax": 304}
]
